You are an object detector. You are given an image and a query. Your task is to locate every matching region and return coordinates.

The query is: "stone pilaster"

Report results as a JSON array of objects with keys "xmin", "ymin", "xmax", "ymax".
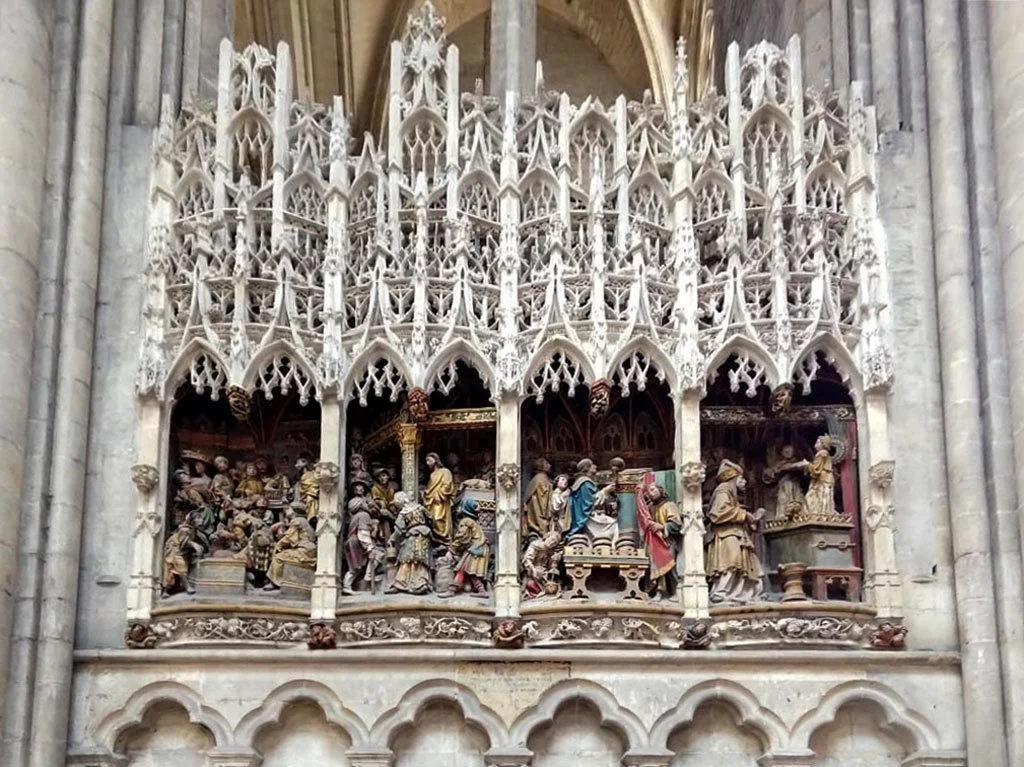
[
  {"xmin": 495, "ymin": 395, "xmax": 522, "ymax": 618},
  {"xmin": 488, "ymin": 0, "xmax": 537, "ymax": 97},
  {"xmin": 0, "ymin": 0, "xmax": 53, "ymax": 737},
  {"xmin": 27, "ymin": 2, "xmax": 115, "ymax": 766},
  {"xmin": 963, "ymin": 4, "xmax": 1024, "ymax": 761},
  {"xmin": 678, "ymin": 394, "xmax": 708, "ymax": 618},
  {"xmin": 924, "ymin": 2, "xmax": 1008, "ymax": 765}
]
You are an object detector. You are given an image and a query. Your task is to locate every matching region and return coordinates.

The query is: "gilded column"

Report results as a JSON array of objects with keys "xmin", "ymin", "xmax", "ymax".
[{"xmin": 399, "ymin": 424, "xmax": 421, "ymax": 495}]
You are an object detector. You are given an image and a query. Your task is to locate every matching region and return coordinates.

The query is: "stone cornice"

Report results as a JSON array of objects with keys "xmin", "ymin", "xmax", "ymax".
[{"xmin": 74, "ymin": 648, "xmax": 961, "ymax": 667}]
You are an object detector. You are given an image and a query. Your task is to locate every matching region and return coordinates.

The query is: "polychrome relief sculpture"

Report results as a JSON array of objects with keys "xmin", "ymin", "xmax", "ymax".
[
  {"xmin": 705, "ymin": 460, "xmax": 766, "ymax": 605},
  {"xmin": 132, "ymin": 1, "xmax": 903, "ymax": 644}
]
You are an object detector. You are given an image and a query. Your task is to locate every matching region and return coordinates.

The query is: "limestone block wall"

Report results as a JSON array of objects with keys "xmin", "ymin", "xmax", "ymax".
[{"xmin": 67, "ymin": 652, "xmax": 965, "ymax": 766}]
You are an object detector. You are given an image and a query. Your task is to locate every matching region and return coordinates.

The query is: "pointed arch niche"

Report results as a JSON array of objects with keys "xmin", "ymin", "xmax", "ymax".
[
  {"xmin": 518, "ymin": 348, "xmax": 678, "ymax": 606},
  {"xmin": 159, "ymin": 357, "xmax": 323, "ymax": 608},
  {"xmin": 701, "ymin": 351, "xmax": 863, "ymax": 604},
  {"xmin": 340, "ymin": 358, "xmax": 497, "ymax": 608}
]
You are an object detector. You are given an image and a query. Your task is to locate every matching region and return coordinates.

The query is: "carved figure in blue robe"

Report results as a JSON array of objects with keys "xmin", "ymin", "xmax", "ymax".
[{"xmin": 567, "ymin": 458, "xmax": 599, "ymax": 536}]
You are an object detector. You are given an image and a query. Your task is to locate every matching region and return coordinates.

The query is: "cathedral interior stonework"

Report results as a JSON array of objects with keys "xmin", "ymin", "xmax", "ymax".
[{"xmin": 2, "ymin": 1, "xmax": 1024, "ymax": 765}]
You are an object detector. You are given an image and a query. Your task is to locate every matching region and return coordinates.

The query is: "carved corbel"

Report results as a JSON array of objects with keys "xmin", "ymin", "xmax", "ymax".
[
  {"xmin": 680, "ymin": 461, "xmax": 706, "ymax": 493},
  {"xmin": 406, "ymin": 386, "xmax": 429, "ymax": 422},
  {"xmin": 870, "ymin": 621, "xmax": 908, "ymax": 649},
  {"xmin": 496, "ymin": 463, "xmax": 521, "ymax": 491},
  {"xmin": 316, "ymin": 460, "xmax": 340, "ymax": 493},
  {"xmin": 869, "ymin": 460, "xmax": 895, "ymax": 490},
  {"xmin": 492, "ymin": 618, "xmax": 526, "ymax": 649},
  {"xmin": 307, "ymin": 622, "xmax": 337, "ymax": 650},
  {"xmin": 130, "ymin": 464, "xmax": 163, "ymax": 538},
  {"xmin": 124, "ymin": 622, "xmax": 157, "ymax": 649},
  {"xmin": 130, "ymin": 464, "xmax": 160, "ymax": 496}
]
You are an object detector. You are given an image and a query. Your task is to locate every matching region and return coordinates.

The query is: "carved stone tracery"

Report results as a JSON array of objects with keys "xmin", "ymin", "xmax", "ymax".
[{"xmin": 132, "ymin": 2, "xmax": 900, "ymax": 644}]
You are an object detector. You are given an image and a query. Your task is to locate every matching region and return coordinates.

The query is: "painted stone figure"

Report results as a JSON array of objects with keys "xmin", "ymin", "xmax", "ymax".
[
  {"xmin": 387, "ymin": 491, "xmax": 434, "ymax": 594},
  {"xmin": 522, "ymin": 529, "xmax": 564, "ymax": 598},
  {"xmin": 211, "ymin": 455, "xmax": 235, "ymax": 500},
  {"xmin": 242, "ymin": 518, "xmax": 274, "ymax": 587},
  {"xmin": 551, "ymin": 473, "xmax": 571, "ymax": 532},
  {"xmin": 522, "ymin": 457, "xmax": 554, "ymax": 541},
  {"xmin": 445, "ymin": 498, "xmax": 491, "ymax": 596},
  {"xmin": 461, "ymin": 450, "xmax": 496, "ymax": 491},
  {"xmin": 805, "ymin": 434, "xmax": 840, "ymax": 518},
  {"xmin": 235, "ymin": 461, "xmax": 265, "ymax": 500},
  {"xmin": 639, "ymin": 480, "xmax": 681, "ymax": 600},
  {"xmin": 342, "ymin": 475, "xmax": 381, "ymax": 594},
  {"xmin": 293, "ymin": 455, "xmax": 320, "ymax": 528},
  {"xmin": 161, "ymin": 520, "xmax": 203, "ymax": 596},
  {"xmin": 705, "ymin": 460, "xmax": 766, "ymax": 604},
  {"xmin": 348, "ymin": 452, "xmax": 372, "ymax": 492},
  {"xmin": 585, "ymin": 484, "xmax": 620, "ymax": 544},
  {"xmin": 263, "ymin": 504, "xmax": 317, "ymax": 591},
  {"xmin": 423, "ymin": 452, "xmax": 455, "ymax": 543},
  {"xmin": 263, "ymin": 456, "xmax": 292, "ymax": 504},
  {"xmin": 567, "ymin": 458, "xmax": 599, "ymax": 536},
  {"xmin": 371, "ymin": 466, "xmax": 398, "ymax": 543},
  {"xmin": 762, "ymin": 443, "xmax": 809, "ymax": 519}
]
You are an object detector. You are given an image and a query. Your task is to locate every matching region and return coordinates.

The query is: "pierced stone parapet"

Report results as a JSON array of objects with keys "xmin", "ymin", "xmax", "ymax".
[{"xmin": 139, "ymin": 4, "xmax": 893, "ymax": 406}]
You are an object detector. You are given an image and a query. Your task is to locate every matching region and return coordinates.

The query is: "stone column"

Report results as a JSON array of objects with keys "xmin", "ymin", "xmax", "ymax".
[
  {"xmin": 868, "ymin": 0, "xmax": 900, "ymax": 132},
  {"xmin": 399, "ymin": 423, "xmax": 421, "ymax": 495},
  {"xmin": 861, "ymin": 392, "xmax": 900, "ymax": 618},
  {"xmin": 849, "ymin": 0, "xmax": 872, "ymax": 91},
  {"xmin": 677, "ymin": 392, "xmax": 708, "ymax": 618},
  {"xmin": 125, "ymin": 398, "xmax": 164, "ymax": 624},
  {"xmin": 494, "ymin": 394, "xmax": 522, "ymax": 618},
  {"xmin": 28, "ymin": 2, "xmax": 115, "ymax": 766},
  {"xmin": 489, "ymin": 0, "xmax": 537, "ymax": 97},
  {"xmin": 964, "ymin": 3, "xmax": 1024, "ymax": 763},
  {"xmin": 311, "ymin": 393, "xmax": 342, "ymax": 622},
  {"xmin": 989, "ymin": 2, "xmax": 1024, "ymax": 762},
  {"xmin": 923, "ymin": 3, "xmax": 1008, "ymax": 766},
  {"xmin": 0, "ymin": 0, "xmax": 53, "ymax": 736}
]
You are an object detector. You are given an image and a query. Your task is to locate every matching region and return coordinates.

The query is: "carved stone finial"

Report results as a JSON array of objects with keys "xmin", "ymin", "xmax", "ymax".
[
  {"xmin": 131, "ymin": 464, "xmax": 160, "ymax": 495},
  {"xmin": 316, "ymin": 461, "xmax": 339, "ymax": 492},
  {"xmin": 681, "ymin": 461, "xmax": 706, "ymax": 493},
  {"xmin": 496, "ymin": 463, "xmax": 521, "ymax": 491}
]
